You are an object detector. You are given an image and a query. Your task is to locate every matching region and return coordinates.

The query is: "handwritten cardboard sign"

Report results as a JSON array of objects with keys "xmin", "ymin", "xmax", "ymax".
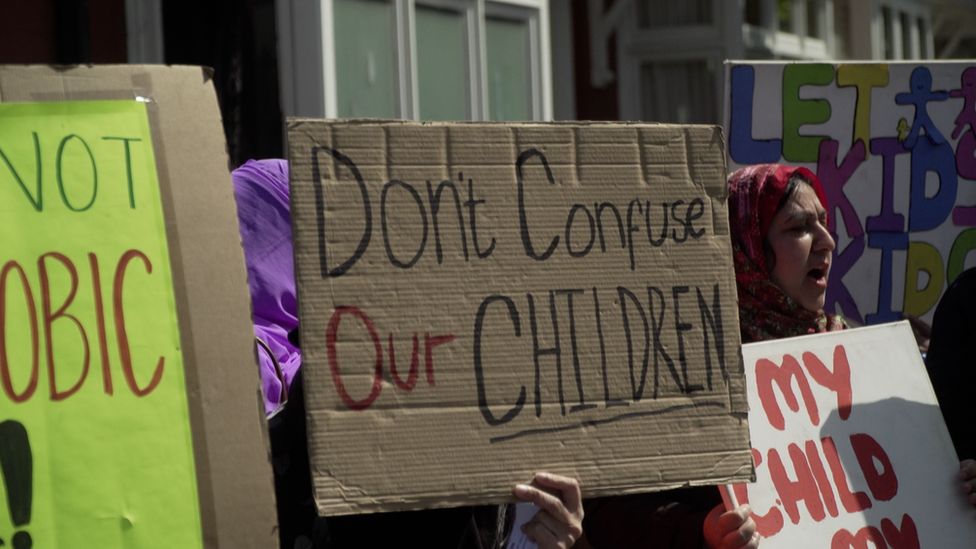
[
  {"xmin": 725, "ymin": 61, "xmax": 976, "ymax": 325},
  {"xmin": 287, "ymin": 120, "xmax": 753, "ymax": 515},
  {"xmin": 728, "ymin": 322, "xmax": 976, "ymax": 547},
  {"xmin": 0, "ymin": 66, "xmax": 275, "ymax": 548}
]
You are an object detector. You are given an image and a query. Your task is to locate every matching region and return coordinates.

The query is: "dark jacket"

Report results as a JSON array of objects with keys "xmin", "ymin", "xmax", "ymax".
[{"xmin": 925, "ymin": 267, "xmax": 976, "ymax": 460}]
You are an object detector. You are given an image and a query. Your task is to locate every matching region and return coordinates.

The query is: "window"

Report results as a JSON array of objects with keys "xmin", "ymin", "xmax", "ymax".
[
  {"xmin": 416, "ymin": 5, "xmax": 469, "ymax": 120},
  {"xmin": 276, "ymin": 0, "xmax": 551, "ymax": 121},
  {"xmin": 741, "ymin": 0, "xmax": 830, "ymax": 59},
  {"xmin": 882, "ymin": 6, "xmax": 894, "ymax": 59},
  {"xmin": 833, "ymin": 0, "xmax": 850, "ymax": 58},
  {"xmin": 805, "ymin": 0, "xmax": 822, "ymax": 38},
  {"xmin": 918, "ymin": 17, "xmax": 929, "ymax": 58},
  {"xmin": 900, "ymin": 11, "xmax": 912, "ymax": 59},
  {"xmin": 876, "ymin": 2, "xmax": 933, "ymax": 60},
  {"xmin": 334, "ymin": 0, "xmax": 398, "ymax": 117},
  {"xmin": 640, "ymin": 60, "xmax": 715, "ymax": 124},
  {"xmin": 778, "ymin": 0, "xmax": 792, "ymax": 32},
  {"xmin": 486, "ymin": 15, "xmax": 533, "ymax": 120},
  {"xmin": 744, "ymin": 0, "xmax": 762, "ymax": 26}
]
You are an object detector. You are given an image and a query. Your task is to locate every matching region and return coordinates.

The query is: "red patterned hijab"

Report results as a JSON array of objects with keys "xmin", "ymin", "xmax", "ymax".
[{"xmin": 728, "ymin": 164, "xmax": 846, "ymax": 343}]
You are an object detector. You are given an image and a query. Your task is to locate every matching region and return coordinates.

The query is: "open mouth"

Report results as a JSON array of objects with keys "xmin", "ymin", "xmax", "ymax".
[{"xmin": 807, "ymin": 266, "xmax": 829, "ymax": 284}]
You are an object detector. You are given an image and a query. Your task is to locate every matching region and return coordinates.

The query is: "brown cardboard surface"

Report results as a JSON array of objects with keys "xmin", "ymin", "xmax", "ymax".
[
  {"xmin": 288, "ymin": 120, "xmax": 754, "ymax": 516},
  {"xmin": 0, "ymin": 65, "xmax": 278, "ymax": 547}
]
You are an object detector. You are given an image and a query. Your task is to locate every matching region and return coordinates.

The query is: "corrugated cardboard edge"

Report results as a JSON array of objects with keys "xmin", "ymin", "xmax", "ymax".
[{"xmin": 0, "ymin": 65, "xmax": 278, "ymax": 547}]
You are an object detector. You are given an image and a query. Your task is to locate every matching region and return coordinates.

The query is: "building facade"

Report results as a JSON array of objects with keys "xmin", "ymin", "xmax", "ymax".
[{"xmin": 2, "ymin": 0, "xmax": 973, "ymax": 163}]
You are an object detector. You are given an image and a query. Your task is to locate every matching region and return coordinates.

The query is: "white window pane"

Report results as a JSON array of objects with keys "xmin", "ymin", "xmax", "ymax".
[
  {"xmin": 334, "ymin": 0, "xmax": 397, "ymax": 117},
  {"xmin": 486, "ymin": 16, "xmax": 532, "ymax": 121},
  {"xmin": 640, "ymin": 60, "xmax": 716, "ymax": 124},
  {"xmin": 417, "ymin": 6, "xmax": 469, "ymax": 120}
]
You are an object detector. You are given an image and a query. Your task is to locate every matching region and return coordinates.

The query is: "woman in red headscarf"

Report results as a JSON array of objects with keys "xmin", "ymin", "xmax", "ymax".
[{"xmin": 727, "ymin": 163, "xmax": 845, "ymax": 343}]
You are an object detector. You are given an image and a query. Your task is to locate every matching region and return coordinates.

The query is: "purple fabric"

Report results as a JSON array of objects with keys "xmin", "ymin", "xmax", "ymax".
[{"xmin": 232, "ymin": 159, "xmax": 301, "ymax": 416}]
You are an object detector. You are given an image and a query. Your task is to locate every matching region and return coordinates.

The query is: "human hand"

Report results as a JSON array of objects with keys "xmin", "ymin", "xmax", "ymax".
[
  {"xmin": 703, "ymin": 504, "xmax": 760, "ymax": 549},
  {"xmin": 512, "ymin": 472, "xmax": 584, "ymax": 549},
  {"xmin": 961, "ymin": 459, "xmax": 976, "ymax": 507}
]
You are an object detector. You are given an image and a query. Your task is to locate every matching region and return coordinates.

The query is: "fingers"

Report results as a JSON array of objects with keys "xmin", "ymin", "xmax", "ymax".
[
  {"xmin": 532, "ymin": 472, "xmax": 583, "ymax": 514},
  {"xmin": 513, "ymin": 476, "xmax": 583, "ymax": 532},
  {"xmin": 961, "ymin": 459, "xmax": 976, "ymax": 480},
  {"xmin": 716, "ymin": 504, "xmax": 751, "ymax": 534},
  {"xmin": 717, "ymin": 506, "xmax": 758, "ymax": 549},
  {"xmin": 738, "ymin": 532, "xmax": 761, "ymax": 549},
  {"xmin": 962, "ymin": 460, "xmax": 976, "ymax": 506},
  {"xmin": 513, "ymin": 483, "xmax": 575, "ymax": 528},
  {"xmin": 719, "ymin": 519, "xmax": 758, "ymax": 549},
  {"xmin": 707, "ymin": 505, "xmax": 760, "ymax": 549},
  {"xmin": 524, "ymin": 510, "xmax": 576, "ymax": 549},
  {"xmin": 513, "ymin": 472, "xmax": 584, "ymax": 549}
]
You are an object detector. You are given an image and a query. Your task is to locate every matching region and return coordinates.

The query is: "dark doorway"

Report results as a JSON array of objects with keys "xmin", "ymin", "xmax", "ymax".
[{"xmin": 164, "ymin": 0, "xmax": 283, "ymax": 167}]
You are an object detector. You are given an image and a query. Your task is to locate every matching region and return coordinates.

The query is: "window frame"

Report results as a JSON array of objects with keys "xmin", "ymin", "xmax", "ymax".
[
  {"xmin": 410, "ymin": 0, "xmax": 477, "ymax": 120},
  {"xmin": 877, "ymin": 0, "xmax": 933, "ymax": 60},
  {"xmin": 484, "ymin": 1, "xmax": 547, "ymax": 120},
  {"xmin": 740, "ymin": 0, "xmax": 832, "ymax": 60},
  {"xmin": 616, "ymin": 0, "xmax": 730, "ymax": 123},
  {"xmin": 276, "ymin": 0, "xmax": 552, "ymax": 121}
]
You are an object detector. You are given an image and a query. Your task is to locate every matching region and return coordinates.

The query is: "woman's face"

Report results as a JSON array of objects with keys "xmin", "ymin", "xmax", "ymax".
[{"xmin": 766, "ymin": 183, "xmax": 836, "ymax": 312}]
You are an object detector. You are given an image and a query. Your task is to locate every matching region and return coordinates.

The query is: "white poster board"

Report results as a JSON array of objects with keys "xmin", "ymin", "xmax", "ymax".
[
  {"xmin": 728, "ymin": 322, "xmax": 976, "ymax": 548},
  {"xmin": 725, "ymin": 61, "xmax": 976, "ymax": 325}
]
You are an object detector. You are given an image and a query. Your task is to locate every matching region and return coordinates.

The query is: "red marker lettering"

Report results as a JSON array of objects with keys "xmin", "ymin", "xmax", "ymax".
[
  {"xmin": 831, "ymin": 526, "xmax": 887, "ymax": 549},
  {"xmin": 880, "ymin": 514, "xmax": 920, "ymax": 549},
  {"xmin": 114, "ymin": 249, "xmax": 164, "ymax": 397},
  {"xmin": 768, "ymin": 444, "xmax": 826, "ymax": 524},
  {"xmin": 39, "ymin": 252, "xmax": 89, "ymax": 401},
  {"xmin": 805, "ymin": 439, "xmax": 840, "ymax": 518},
  {"xmin": 822, "ymin": 436, "xmax": 872, "ymax": 513},
  {"xmin": 326, "ymin": 305, "xmax": 383, "ymax": 410},
  {"xmin": 756, "ymin": 354, "xmax": 819, "ymax": 430},
  {"xmin": 388, "ymin": 333, "xmax": 419, "ymax": 391},
  {"xmin": 803, "ymin": 345, "xmax": 852, "ymax": 421},
  {"xmin": 732, "ymin": 449, "xmax": 785, "ymax": 537},
  {"xmin": 0, "ymin": 260, "xmax": 40, "ymax": 402},
  {"xmin": 851, "ymin": 433, "xmax": 898, "ymax": 501}
]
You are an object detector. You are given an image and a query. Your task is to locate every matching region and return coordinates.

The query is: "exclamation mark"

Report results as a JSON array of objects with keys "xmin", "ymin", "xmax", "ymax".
[{"xmin": 0, "ymin": 420, "xmax": 32, "ymax": 549}]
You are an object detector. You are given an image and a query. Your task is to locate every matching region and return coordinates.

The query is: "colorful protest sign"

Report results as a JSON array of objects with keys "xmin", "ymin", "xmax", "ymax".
[
  {"xmin": 288, "ymin": 120, "xmax": 754, "ymax": 515},
  {"xmin": 0, "ymin": 66, "xmax": 276, "ymax": 548},
  {"xmin": 0, "ymin": 100, "xmax": 202, "ymax": 547},
  {"xmin": 725, "ymin": 61, "xmax": 976, "ymax": 324},
  {"xmin": 727, "ymin": 322, "xmax": 976, "ymax": 548}
]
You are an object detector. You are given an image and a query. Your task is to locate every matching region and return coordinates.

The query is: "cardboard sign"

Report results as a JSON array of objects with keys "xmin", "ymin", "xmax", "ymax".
[
  {"xmin": 725, "ymin": 61, "xmax": 976, "ymax": 325},
  {"xmin": 728, "ymin": 322, "xmax": 976, "ymax": 548},
  {"xmin": 287, "ymin": 120, "xmax": 753, "ymax": 515},
  {"xmin": 0, "ymin": 66, "xmax": 276, "ymax": 548}
]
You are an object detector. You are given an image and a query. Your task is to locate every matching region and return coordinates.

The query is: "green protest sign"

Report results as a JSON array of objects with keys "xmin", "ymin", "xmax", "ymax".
[{"xmin": 0, "ymin": 100, "xmax": 200, "ymax": 548}]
